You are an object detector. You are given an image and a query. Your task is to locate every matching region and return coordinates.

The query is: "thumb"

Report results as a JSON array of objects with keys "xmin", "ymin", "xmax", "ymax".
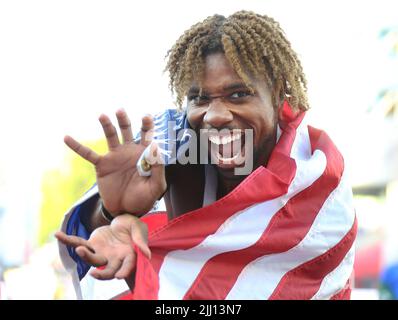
[
  {"xmin": 150, "ymin": 160, "xmax": 166, "ymax": 184},
  {"xmin": 131, "ymin": 220, "xmax": 151, "ymax": 259}
]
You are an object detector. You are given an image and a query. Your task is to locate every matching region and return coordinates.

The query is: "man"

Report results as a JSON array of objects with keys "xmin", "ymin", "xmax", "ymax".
[{"xmin": 56, "ymin": 11, "xmax": 357, "ymax": 300}]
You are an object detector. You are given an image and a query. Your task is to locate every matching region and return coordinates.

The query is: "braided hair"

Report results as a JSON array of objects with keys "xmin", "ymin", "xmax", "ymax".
[{"xmin": 165, "ymin": 10, "xmax": 309, "ymax": 111}]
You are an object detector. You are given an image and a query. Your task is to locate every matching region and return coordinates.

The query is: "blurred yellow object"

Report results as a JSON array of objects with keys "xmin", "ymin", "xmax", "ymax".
[{"xmin": 38, "ymin": 139, "xmax": 107, "ymax": 246}]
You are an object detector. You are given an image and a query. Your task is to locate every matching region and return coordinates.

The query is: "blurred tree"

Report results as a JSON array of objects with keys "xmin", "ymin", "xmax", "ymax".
[{"xmin": 38, "ymin": 139, "xmax": 107, "ymax": 246}]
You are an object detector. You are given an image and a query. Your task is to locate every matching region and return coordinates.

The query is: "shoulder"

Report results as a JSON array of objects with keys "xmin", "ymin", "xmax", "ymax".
[{"xmin": 153, "ymin": 108, "xmax": 188, "ymax": 128}]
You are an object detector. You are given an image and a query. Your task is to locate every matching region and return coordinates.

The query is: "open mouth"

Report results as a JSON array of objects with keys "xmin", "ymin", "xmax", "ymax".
[{"xmin": 208, "ymin": 130, "xmax": 247, "ymax": 169}]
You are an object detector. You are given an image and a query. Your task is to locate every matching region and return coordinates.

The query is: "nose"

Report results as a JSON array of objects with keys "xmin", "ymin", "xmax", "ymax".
[{"xmin": 203, "ymin": 99, "xmax": 233, "ymax": 128}]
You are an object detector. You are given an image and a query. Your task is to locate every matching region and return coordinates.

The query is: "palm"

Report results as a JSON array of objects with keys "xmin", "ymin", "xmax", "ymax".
[
  {"xmin": 95, "ymin": 143, "xmax": 161, "ymax": 214},
  {"xmin": 55, "ymin": 214, "xmax": 150, "ymax": 284},
  {"xmin": 88, "ymin": 225, "xmax": 133, "ymax": 261},
  {"xmin": 64, "ymin": 110, "xmax": 166, "ymax": 216}
]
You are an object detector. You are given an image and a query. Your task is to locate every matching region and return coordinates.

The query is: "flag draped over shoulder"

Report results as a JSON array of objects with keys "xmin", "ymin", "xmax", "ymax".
[{"xmin": 117, "ymin": 102, "xmax": 357, "ymax": 300}]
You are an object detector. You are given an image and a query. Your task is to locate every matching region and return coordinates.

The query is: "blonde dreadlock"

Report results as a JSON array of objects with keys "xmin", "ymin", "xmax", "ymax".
[{"xmin": 165, "ymin": 10, "xmax": 309, "ymax": 111}]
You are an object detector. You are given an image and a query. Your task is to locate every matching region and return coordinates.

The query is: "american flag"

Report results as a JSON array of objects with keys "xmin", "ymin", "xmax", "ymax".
[
  {"xmin": 117, "ymin": 103, "xmax": 357, "ymax": 300},
  {"xmin": 59, "ymin": 103, "xmax": 356, "ymax": 299}
]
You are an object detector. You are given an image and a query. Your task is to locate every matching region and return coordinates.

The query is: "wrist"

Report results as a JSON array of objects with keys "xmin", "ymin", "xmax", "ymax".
[{"xmin": 100, "ymin": 200, "xmax": 116, "ymax": 223}]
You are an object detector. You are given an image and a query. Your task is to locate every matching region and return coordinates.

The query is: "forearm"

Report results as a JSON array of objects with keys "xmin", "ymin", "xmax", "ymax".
[{"xmin": 80, "ymin": 196, "xmax": 161, "ymax": 233}]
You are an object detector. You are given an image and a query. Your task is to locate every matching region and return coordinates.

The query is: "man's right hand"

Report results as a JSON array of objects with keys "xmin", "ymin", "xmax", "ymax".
[{"xmin": 64, "ymin": 109, "xmax": 167, "ymax": 217}]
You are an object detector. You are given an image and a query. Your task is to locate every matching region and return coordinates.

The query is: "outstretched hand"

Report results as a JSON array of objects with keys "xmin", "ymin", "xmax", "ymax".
[
  {"xmin": 55, "ymin": 214, "xmax": 150, "ymax": 288},
  {"xmin": 64, "ymin": 109, "xmax": 167, "ymax": 216}
]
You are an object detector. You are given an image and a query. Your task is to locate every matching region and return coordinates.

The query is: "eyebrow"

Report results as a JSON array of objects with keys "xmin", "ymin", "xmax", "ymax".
[
  {"xmin": 223, "ymin": 82, "xmax": 252, "ymax": 91},
  {"xmin": 187, "ymin": 82, "xmax": 252, "ymax": 96}
]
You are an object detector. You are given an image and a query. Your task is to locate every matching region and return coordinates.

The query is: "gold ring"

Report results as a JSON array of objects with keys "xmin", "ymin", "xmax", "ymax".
[{"xmin": 140, "ymin": 158, "xmax": 152, "ymax": 172}]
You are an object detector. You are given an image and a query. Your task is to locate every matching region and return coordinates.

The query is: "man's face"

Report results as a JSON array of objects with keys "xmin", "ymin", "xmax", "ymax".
[{"xmin": 186, "ymin": 53, "xmax": 279, "ymax": 179}]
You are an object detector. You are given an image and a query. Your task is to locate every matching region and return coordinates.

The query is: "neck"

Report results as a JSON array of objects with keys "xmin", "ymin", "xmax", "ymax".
[
  {"xmin": 216, "ymin": 172, "xmax": 245, "ymax": 199},
  {"xmin": 215, "ymin": 131, "xmax": 277, "ymax": 199}
]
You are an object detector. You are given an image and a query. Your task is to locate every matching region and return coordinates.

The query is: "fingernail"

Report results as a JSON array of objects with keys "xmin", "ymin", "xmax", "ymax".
[
  {"xmin": 143, "ymin": 114, "xmax": 153, "ymax": 120},
  {"xmin": 145, "ymin": 247, "xmax": 152, "ymax": 259}
]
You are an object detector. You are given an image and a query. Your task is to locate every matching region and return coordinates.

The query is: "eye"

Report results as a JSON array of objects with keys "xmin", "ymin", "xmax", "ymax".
[
  {"xmin": 229, "ymin": 91, "xmax": 252, "ymax": 100},
  {"xmin": 188, "ymin": 95, "xmax": 210, "ymax": 106}
]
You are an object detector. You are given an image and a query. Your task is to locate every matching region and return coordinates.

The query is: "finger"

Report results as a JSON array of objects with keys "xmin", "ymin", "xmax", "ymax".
[
  {"xmin": 146, "ymin": 141, "xmax": 165, "ymax": 166},
  {"xmin": 150, "ymin": 160, "xmax": 166, "ymax": 191},
  {"xmin": 115, "ymin": 109, "xmax": 134, "ymax": 144},
  {"xmin": 55, "ymin": 231, "xmax": 95, "ymax": 252},
  {"xmin": 64, "ymin": 136, "xmax": 100, "ymax": 165},
  {"xmin": 140, "ymin": 115, "xmax": 154, "ymax": 147},
  {"xmin": 149, "ymin": 145, "xmax": 167, "ymax": 200},
  {"xmin": 114, "ymin": 254, "xmax": 136, "ymax": 279},
  {"xmin": 99, "ymin": 114, "xmax": 121, "ymax": 149},
  {"xmin": 90, "ymin": 257, "xmax": 123, "ymax": 280},
  {"xmin": 131, "ymin": 221, "xmax": 151, "ymax": 259},
  {"xmin": 76, "ymin": 246, "xmax": 107, "ymax": 267}
]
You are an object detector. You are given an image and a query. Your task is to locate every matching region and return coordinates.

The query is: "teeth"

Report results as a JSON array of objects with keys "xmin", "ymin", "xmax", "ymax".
[
  {"xmin": 209, "ymin": 136, "xmax": 220, "ymax": 145},
  {"xmin": 217, "ymin": 152, "xmax": 240, "ymax": 162},
  {"xmin": 209, "ymin": 132, "xmax": 241, "ymax": 145}
]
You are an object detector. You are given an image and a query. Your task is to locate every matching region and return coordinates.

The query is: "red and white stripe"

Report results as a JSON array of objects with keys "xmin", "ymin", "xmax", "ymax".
[{"xmin": 131, "ymin": 103, "xmax": 357, "ymax": 300}]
